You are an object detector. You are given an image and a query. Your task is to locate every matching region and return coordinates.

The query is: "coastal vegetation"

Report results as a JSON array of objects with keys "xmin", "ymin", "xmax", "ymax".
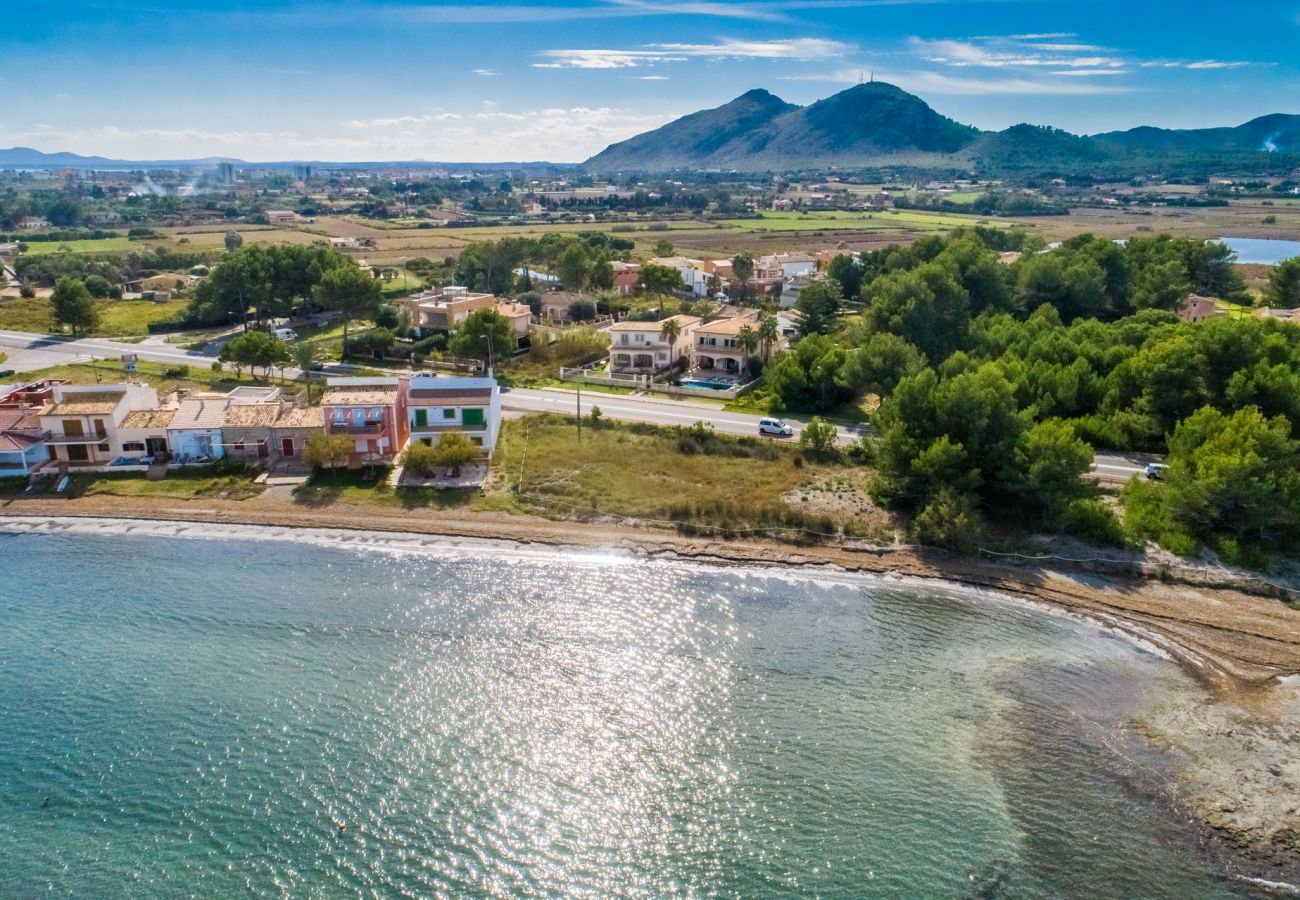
[{"xmin": 753, "ymin": 229, "xmax": 1300, "ymax": 562}]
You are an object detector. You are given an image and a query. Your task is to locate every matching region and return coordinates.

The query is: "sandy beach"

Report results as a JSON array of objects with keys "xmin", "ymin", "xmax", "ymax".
[{"xmin": 3, "ymin": 491, "xmax": 1298, "ymax": 882}]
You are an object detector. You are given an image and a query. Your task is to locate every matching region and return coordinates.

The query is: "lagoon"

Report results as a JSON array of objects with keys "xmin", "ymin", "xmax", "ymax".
[
  {"xmin": 1217, "ymin": 236, "xmax": 1300, "ymax": 265},
  {"xmin": 0, "ymin": 524, "xmax": 1258, "ymax": 897}
]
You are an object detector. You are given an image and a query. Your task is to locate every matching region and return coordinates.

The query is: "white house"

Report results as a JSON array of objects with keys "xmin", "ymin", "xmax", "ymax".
[
  {"xmin": 648, "ymin": 256, "xmax": 710, "ymax": 297},
  {"xmin": 406, "ymin": 374, "xmax": 502, "ymax": 455},
  {"xmin": 166, "ymin": 396, "xmax": 231, "ymax": 460},
  {"xmin": 607, "ymin": 314, "xmax": 700, "ymax": 373}
]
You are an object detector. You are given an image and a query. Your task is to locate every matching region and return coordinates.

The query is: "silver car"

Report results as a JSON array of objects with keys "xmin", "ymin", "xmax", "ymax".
[{"xmin": 758, "ymin": 417, "xmax": 794, "ymax": 437}]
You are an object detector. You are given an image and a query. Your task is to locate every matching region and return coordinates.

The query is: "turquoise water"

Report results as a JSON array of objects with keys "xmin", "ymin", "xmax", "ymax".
[{"xmin": 0, "ymin": 523, "xmax": 1257, "ymax": 897}]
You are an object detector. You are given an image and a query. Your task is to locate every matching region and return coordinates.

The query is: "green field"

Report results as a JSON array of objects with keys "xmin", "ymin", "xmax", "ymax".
[
  {"xmin": 21, "ymin": 237, "xmax": 136, "ymax": 256},
  {"xmin": 720, "ymin": 209, "xmax": 1002, "ymax": 234},
  {"xmin": 0, "ymin": 297, "xmax": 188, "ymax": 336}
]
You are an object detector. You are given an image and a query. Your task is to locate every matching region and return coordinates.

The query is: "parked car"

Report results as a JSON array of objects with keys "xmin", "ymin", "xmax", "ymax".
[
  {"xmin": 1145, "ymin": 462, "xmax": 1168, "ymax": 480},
  {"xmin": 274, "ymin": 327, "xmax": 298, "ymax": 341},
  {"xmin": 758, "ymin": 417, "xmax": 794, "ymax": 437}
]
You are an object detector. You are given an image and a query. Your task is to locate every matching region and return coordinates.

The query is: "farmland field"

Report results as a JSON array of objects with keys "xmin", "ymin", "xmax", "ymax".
[{"xmin": 22, "ymin": 237, "xmax": 135, "ymax": 255}]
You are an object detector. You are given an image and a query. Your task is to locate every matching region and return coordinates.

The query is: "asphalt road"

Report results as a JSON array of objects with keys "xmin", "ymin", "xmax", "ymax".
[
  {"xmin": 0, "ymin": 327, "xmax": 1159, "ymax": 475},
  {"xmin": 500, "ymin": 387, "xmax": 868, "ymax": 446}
]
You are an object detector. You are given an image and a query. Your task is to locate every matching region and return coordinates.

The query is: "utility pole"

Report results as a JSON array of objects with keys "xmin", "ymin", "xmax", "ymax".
[{"xmin": 576, "ymin": 382, "xmax": 582, "ymax": 442}]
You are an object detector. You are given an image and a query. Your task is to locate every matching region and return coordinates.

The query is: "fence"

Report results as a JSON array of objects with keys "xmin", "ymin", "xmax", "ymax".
[
  {"xmin": 558, "ymin": 366, "xmax": 648, "ymax": 389},
  {"xmin": 648, "ymin": 377, "xmax": 759, "ymax": 400}
]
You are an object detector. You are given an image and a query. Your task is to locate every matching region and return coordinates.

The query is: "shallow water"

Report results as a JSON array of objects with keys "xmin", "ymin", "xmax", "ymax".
[
  {"xmin": 1217, "ymin": 236, "xmax": 1300, "ymax": 266},
  {"xmin": 0, "ymin": 525, "xmax": 1256, "ymax": 897}
]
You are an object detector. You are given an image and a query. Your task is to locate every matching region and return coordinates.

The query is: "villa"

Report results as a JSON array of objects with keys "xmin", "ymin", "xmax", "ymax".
[
  {"xmin": 321, "ymin": 376, "xmax": 410, "ymax": 465},
  {"xmin": 607, "ymin": 314, "xmax": 699, "ymax": 373},
  {"xmin": 399, "ymin": 286, "xmax": 498, "ymax": 335},
  {"xmin": 406, "ymin": 374, "xmax": 501, "ymax": 456},
  {"xmin": 689, "ymin": 315, "xmax": 783, "ymax": 379}
]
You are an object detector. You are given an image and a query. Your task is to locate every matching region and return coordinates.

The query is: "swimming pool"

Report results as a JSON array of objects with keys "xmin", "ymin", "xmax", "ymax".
[{"xmin": 680, "ymin": 378, "xmax": 734, "ymax": 391}]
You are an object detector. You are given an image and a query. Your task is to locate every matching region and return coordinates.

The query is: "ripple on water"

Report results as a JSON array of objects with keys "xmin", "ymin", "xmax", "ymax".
[{"xmin": 0, "ymin": 527, "xmax": 1263, "ymax": 897}]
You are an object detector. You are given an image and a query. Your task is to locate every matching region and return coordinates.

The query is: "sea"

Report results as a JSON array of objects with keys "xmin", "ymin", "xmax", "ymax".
[{"xmin": 0, "ymin": 519, "xmax": 1265, "ymax": 897}]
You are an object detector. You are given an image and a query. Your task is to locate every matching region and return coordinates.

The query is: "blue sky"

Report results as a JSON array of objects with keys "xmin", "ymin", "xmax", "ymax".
[{"xmin": 3, "ymin": 0, "xmax": 1298, "ymax": 162}]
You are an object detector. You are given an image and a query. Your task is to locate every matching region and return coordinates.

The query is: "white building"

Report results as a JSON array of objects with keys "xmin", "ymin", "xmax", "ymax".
[
  {"xmin": 406, "ymin": 374, "xmax": 502, "ymax": 455},
  {"xmin": 607, "ymin": 315, "xmax": 700, "ymax": 373}
]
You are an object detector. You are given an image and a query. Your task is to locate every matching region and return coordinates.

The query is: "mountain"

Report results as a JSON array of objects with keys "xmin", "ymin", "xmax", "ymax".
[
  {"xmin": 587, "ymin": 82, "xmax": 978, "ymax": 172},
  {"xmin": 1093, "ymin": 113, "xmax": 1300, "ymax": 154},
  {"xmin": 585, "ymin": 83, "xmax": 1300, "ymax": 173},
  {"xmin": 0, "ymin": 147, "xmax": 572, "ymax": 172}
]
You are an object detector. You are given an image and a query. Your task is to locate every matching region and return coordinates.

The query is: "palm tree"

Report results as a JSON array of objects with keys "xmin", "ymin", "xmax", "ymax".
[
  {"xmin": 758, "ymin": 313, "xmax": 779, "ymax": 361},
  {"xmin": 659, "ymin": 316, "xmax": 683, "ymax": 369},
  {"xmin": 736, "ymin": 324, "xmax": 759, "ymax": 370},
  {"xmin": 292, "ymin": 340, "xmax": 317, "ymax": 386}
]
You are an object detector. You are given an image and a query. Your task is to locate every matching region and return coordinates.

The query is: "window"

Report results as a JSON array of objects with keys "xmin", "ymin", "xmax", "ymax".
[
  {"xmin": 442, "ymin": 408, "xmax": 456, "ymax": 420},
  {"xmin": 233, "ymin": 441, "xmax": 245, "ymax": 452},
  {"xmin": 368, "ymin": 407, "xmax": 384, "ymax": 422},
  {"xmin": 97, "ymin": 443, "xmax": 110, "ymax": 453},
  {"xmin": 463, "ymin": 408, "xmax": 485, "ymax": 428},
  {"xmin": 122, "ymin": 441, "xmax": 145, "ymax": 452},
  {"xmin": 414, "ymin": 409, "xmax": 428, "ymax": 427}
]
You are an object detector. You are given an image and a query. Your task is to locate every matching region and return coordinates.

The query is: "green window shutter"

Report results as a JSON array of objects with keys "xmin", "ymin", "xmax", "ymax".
[
  {"xmin": 463, "ymin": 408, "xmax": 485, "ymax": 427},
  {"xmin": 414, "ymin": 409, "xmax": 427, "ymax": 427},
  {"xmin": 442, "ymin": 408, "xmax": 456, "ymax": 419}
]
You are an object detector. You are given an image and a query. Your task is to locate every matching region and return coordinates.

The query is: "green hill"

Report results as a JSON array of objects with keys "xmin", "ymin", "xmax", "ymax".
[{"xmin": 584, "ymin": 83, "xmax": 1300, "ymax": 175}]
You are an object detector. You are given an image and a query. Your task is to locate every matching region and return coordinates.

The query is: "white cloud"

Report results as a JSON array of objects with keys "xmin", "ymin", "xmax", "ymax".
[
  {"xmin": 1140, "ymin": 59, "xmax": 1252, "ymax": 70},
  {"xmin": 2, "ymin": 105, "xmax": 680, "ymax": 163},
  {"xmin": 534, "ymin": 36, "xmax": 852, "ymax": 69},
  {"xmin": 912, "ymin": 37, "xmax": 1125, "ymax": 70},
  {"xmin": 347, "ymin": 113, "xmax": 462, "ymax": 129},
  {"xmin": 472, "ymin": 68, "xmax": 499, "ymax": 76},
  {"xmin": 778, "ymin": 67, "xmax": 1130, "ymax": 95}
]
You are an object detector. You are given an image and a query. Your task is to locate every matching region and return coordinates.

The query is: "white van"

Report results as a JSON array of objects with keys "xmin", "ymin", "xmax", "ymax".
[{"xmin": 274, "ymin": 327, "xmax": 298, "ymax": 342}]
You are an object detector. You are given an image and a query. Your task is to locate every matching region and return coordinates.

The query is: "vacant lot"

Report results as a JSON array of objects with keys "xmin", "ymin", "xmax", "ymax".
[
  {"xmin": 493, "ymin": 414, "xmax": 886, "ymax": 538},
  {"xmin": 0, "ymin": 297, "xmax": 189, "ymax": 336}
]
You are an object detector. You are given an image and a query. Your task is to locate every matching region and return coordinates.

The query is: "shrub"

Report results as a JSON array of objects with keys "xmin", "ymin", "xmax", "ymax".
[
  {"xmin": 1060, "ymin": 498, "xmax": 1128, "ymax": 548},
  {"xmin": 799, "ymin": 417, "xmax": 839, "ymax": 458},
  {"xmin": 162, "ymin": 364, "xmax": 191, "ymax": 379},
  {"xmin": 911, "ymin": 488, "xmax": 986, "ymax": 553}
]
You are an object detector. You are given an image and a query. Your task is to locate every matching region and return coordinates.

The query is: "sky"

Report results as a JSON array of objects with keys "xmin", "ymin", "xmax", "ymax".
[{"xmin": 3, "ymin": 0, "xmax": 1299, "ymax": 163}]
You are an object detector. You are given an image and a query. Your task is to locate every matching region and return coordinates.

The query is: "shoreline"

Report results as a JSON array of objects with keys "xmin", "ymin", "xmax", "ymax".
[{"xmin": 2, "ymin": 497, "xmax": 1299, "ymax": 877}]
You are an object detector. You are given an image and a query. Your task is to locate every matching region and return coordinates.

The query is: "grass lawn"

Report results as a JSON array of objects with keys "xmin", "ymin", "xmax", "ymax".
[
  {"xmin": 21, "ymin": 237, "xmax": 135, "ymax": 256},
  {"xmin": 292, "ymin": 467, "xmax": 491, "ymax": 511},
  {"xmin": 0, "ymin": 297, "xmax": 188, "ymax": 337},
  {"xmin": 492, "ymin": 414, "xmax": 882, "ymax": 538},
  {"xmin": 78, "ymin": 466, "xmax": 264, "ymax": 501},
  {"xmin": 294, "ymin": 318, "xmax": 377, "ymax": 361}
]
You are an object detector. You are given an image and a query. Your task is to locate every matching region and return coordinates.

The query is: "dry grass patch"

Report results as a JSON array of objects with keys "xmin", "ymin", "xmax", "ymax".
[{"xmin": 495, "ymin": 414, "xmax": 878, "ymax": 540}]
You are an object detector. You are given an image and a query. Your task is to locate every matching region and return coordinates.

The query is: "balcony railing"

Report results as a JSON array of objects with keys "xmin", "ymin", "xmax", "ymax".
[
  {"xmin": 327, "ymin": 420, "xmax": 385, "ymax": 435},
  {"xmin": 44, "ymin": 430, "xmax": 107, "ymax": 445}
]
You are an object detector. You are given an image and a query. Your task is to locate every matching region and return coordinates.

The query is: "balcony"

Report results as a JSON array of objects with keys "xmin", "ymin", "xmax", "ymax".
[
  {"xmin": 328, "ymin": 420, "xmax": 386, "ymax": 435},
  {"xmin": 45, "ymin": 430, "xmax": 107, "ymax": 445}
]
